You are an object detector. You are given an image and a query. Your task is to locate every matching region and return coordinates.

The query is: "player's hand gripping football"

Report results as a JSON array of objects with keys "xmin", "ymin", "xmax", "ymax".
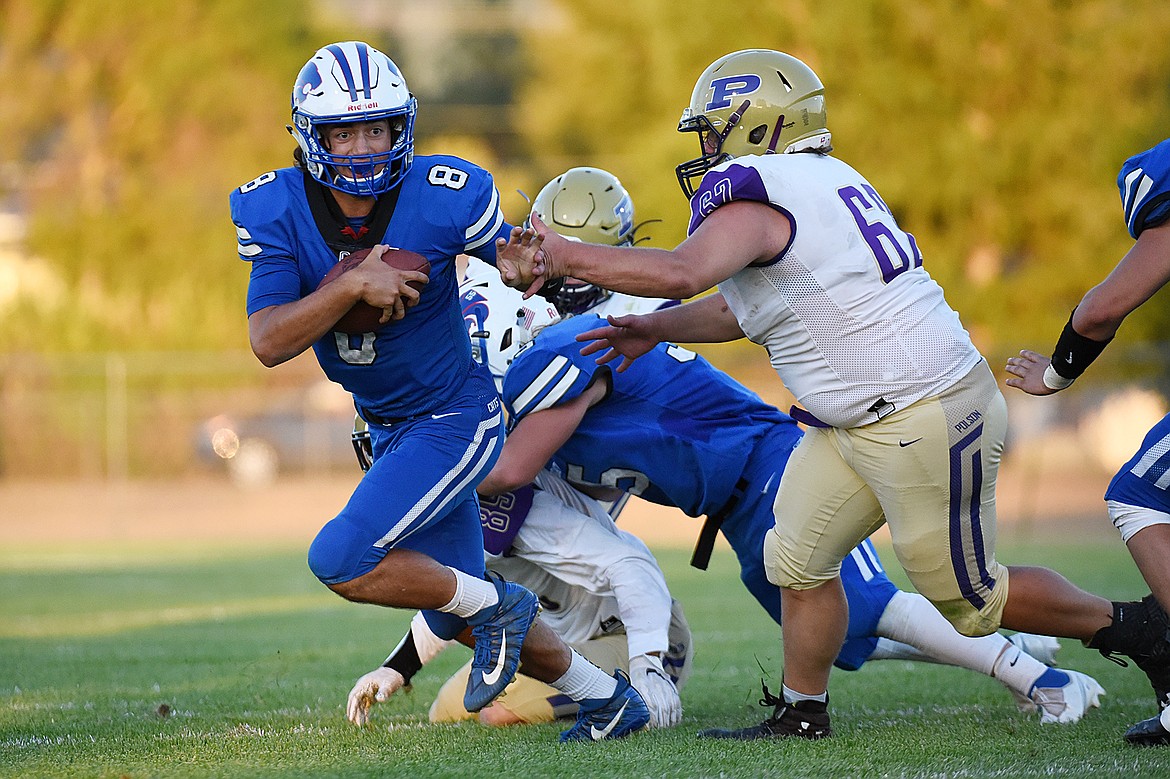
[
  {"xmin": 346, "ymin": 666, "xmax": 407, "ymax": 726},
  {"xmin": 1004, "ymin": 349, "xmax": 1060, "ymax": 396},
  {"xmin": 629, "ymin": 653, "xmax": 682, "ymax": 728},
  {"xmin": 353, "ymin": 245, "xmax": 429, "ymax": 324}
]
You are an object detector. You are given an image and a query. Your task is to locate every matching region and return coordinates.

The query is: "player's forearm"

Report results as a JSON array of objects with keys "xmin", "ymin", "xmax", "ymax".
[
  {"xmin": 248, "ymin": 280, "xmax": 364, "ymax": 366},
  {"xmin": 479, "ymin": 384, "xmax": 601, "ymax": 495},
  {"xmin": 1070, "ymin": 291, "xmax": 1127, "ymax": 342},
  {"xmin": 381, "ymin": 612, "xmax": 454, "ymax": 683},
  {"xmin": 1072, "ymin": 225, "xmax": 1170, "ymax": 341},
  {"xmin": 478, "ymin": 426, "xmax": 559, "ymax": 495},
  {"xmin": 642, "ymin": 293, "xmax": 745, "ymax": 345},
  {"xmin": 603, "ymin": 556, "xmax": 673, "ymax": 659},
  {"xmin": 558, "ymin": 242, "xmax": 713, "ymax": 301}
]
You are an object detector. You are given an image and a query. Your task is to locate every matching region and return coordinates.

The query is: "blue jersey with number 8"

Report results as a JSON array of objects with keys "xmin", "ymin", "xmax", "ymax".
[{"xmin": 230, "ymin": 155, "xmax": 510, "ymax": 419}]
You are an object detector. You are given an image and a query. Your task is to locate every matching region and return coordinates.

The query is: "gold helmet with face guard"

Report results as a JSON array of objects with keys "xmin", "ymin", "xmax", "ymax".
[
  {"xmin": 531, "ymin": 167, "xmax": 636, "ymax": 315},
  {"xmin": 675, "ymin": 49, "xmax": 831, "ymax": 198}
]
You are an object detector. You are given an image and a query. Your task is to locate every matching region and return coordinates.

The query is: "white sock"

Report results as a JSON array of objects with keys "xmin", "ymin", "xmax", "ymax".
[
  {"xmin": 876, "ymin": 591, "xmax": 999, "ymax": 675},
  {"xmin": 990, "ymin": 641, "xmax": 1050, "ymax": 696},
  {"xmin": 782, "ymin": 684, "xmax": 827, "ymax": 704},
  {"xmin": 549, "ymin": 650, "xmax": 618, "ymax": 701},
  {"xmin": 867, "ymin": 638, "xmax": 935, "ymax": 663},
  {"xmin": 438, "ymin": 568, "xmax": 499, "ymax": 618}
]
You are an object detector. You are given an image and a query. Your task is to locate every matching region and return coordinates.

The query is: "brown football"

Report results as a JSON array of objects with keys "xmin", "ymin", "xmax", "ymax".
[{"xmin": 316, "ymin": 247, "xmax": 431, "ymax": 334}]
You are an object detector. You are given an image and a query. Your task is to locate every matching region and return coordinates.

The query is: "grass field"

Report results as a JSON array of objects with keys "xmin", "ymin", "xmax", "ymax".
[{"xmin": 3, "ymin": 531, "xmax": 1170, "ymax": 778}]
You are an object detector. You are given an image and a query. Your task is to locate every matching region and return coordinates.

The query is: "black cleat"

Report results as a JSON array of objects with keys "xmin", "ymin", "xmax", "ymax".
[
  {"xmin": 1125, "ymin": 712, "xmax": 1170, "ymax": 747},
  {"xmin": 1129, "ymin": 650, "xmax": 1170, "ymax": 710},
  {"xmin": 698, "ymin": 683, "xmax": 831, "ymax": 741}
]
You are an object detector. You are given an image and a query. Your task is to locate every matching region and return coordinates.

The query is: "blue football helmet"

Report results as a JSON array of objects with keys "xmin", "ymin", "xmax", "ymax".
[{"xmin": 290, "ymin": 41, "xmax": 417, "ymax": 196}]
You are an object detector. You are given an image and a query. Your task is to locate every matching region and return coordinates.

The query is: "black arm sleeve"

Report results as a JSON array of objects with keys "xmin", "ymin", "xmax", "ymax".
[
  {"xmin": 381, "ymin": 627, "xmax": 423, "ymax": 684},
  {"xmin": 1049, "ymin": 308, "xmax": 1113, "ymax": 380}
]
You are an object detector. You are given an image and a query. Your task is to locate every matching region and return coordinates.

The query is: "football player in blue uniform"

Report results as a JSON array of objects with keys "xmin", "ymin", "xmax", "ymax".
[
  {"xmin": 230, "ymin": 41, "xmax": 646, "ymax": 741},
  {"xmin": 483, "ymin": 311, "xmax": 1101, "ymax": 727},
  {"xmin": 500, "ymin": 50, "xmax": 1163, "ymax": 741},
  {"xmin": 1008, "ymin": 137, "xmax": 1170, "ymax": 745}
]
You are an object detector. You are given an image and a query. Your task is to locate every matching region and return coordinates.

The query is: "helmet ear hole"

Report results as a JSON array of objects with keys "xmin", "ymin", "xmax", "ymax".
[{"xmin": 748, "ymin": 124, "xmax": 768, "ymax": 145}]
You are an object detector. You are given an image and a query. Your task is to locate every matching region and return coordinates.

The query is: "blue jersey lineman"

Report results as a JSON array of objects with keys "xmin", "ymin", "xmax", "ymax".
[
  {"xmin": 493, "ymin": 314, "xmax": 1083, "ymax": 697},
  {"xmin": 500, "ymin": 314, "xmax": 909, "ymax": 669},
  {"xmin": 229, "ymin": 41, "xmax": 648, "ymax": 738}
]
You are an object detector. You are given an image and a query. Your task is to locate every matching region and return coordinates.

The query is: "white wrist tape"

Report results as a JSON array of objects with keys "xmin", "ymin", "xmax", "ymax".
[{"xmin": 1042, "ymin": 364, "xmax": 1074, "ymax": 391}]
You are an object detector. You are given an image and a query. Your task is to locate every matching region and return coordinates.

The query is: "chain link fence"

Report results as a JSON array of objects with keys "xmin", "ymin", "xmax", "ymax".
[{"xmin": 0, "ymin": 351, "xmax": 359, "ymax": 484}]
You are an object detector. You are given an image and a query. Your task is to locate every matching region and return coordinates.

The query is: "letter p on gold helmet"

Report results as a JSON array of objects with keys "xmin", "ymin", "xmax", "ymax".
[{"xmin": 675, "ymin": 49, "xmax": 831, "ymax": 197}]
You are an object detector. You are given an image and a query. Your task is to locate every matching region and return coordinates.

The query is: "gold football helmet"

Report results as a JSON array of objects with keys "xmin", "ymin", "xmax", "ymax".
[
  {"xmin": 531, "ymin": 167, "xmax": 636, "ymax": 314},
  {"xmin": 675, "ymin": 49, "xmax": 832, "ymax": 197}
]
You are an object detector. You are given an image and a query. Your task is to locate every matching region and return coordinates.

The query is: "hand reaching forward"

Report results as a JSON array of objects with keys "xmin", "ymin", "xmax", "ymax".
[
  {"xmin": 495, "ymin": 225, "xmax": 546, "ymax": 296},
  {"xmin": 576, "ymin": 314, "xmax": 661, "ymax": 373},
  {"xmin": 1005, "ymin": 350, "xmax": 1060, "ymax": 396},
  {"xmin": 346, "ymin": 666, "xmax": 407, "ymax": 726}
]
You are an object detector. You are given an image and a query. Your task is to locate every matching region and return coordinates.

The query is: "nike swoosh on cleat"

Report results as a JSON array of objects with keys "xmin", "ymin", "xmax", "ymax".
[
  {"xmin": 590, "ymin": 700, "xmax": 629, "ymax": 741},
  {"xmin": 481, "ymin": 628, "xmax": 508, "ymax": 687},
  {"xmin": 898, "ymin": 438, "xmax": 923, "ymax": 447}
]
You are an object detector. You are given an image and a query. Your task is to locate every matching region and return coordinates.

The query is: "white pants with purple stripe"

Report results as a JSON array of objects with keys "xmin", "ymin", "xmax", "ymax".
[{"xmin": 764, "ymin": 361, "xmax": 1011, "ymax": 637}]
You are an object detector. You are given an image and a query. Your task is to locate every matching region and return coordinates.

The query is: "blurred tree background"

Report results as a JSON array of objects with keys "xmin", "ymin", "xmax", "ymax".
[{"xmin": 1, "ymin": 0, "xmax": 1169, "ymax": 361}]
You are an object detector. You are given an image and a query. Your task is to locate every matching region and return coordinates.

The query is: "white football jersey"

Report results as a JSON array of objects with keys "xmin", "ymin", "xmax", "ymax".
[
  {"xmin": 693, "ymin": 153, "xmax": 982, "ymax": 428},
  {"xmin": 489, "ymin": 470, "xmax": 677, "ymax": 660}
]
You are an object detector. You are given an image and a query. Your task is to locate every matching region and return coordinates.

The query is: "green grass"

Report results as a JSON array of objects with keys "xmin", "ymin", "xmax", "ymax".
[{"xmin": 3, "ymin": 536, "xmax": 1170, "ymax": 778}]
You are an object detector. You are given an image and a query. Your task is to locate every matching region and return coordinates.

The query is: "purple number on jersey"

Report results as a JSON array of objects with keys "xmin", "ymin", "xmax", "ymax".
[
  {"xmin": 478, "ymin": 484, "xmax": 535, "ymax": 556},
  {"xmin": 838, "ymin": 184, "xmax": 923, "ymax": 283}
]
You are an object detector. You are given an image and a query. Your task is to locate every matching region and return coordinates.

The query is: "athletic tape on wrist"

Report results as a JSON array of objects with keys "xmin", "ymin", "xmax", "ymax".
[{"xmin": 1042, "ymin": 364, "xmax": 1074, "ymax": 391}]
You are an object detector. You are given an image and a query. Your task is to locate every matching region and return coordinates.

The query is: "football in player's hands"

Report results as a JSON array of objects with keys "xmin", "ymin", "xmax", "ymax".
[{"xmin": 317, "ymin": 247, "xmax": 430, "ymax": 334}]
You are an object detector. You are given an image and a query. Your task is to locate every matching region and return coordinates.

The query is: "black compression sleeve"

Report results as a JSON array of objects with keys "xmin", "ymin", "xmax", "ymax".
[
  {"xmin": 1049, "ymin": 309, "xmax": 1112, "ymax": 380},
  {"xmin": 535, "ymin": 276, "xmax": 563, "ymax": 302},
  {"xmin": 381, "ymin": 628, "xmax": 423, "ymax": 683}
]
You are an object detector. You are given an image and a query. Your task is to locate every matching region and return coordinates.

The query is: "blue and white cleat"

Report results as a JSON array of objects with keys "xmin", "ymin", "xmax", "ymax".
[
  {"xmin": 559, "ymin": 671, "xmax": 650, "ymax": 742},
  {"xmin": 463, "ymin": 573, "xmax": 540, "ymax": 712},
  {"xmin": 1014, "ymin": 668, "xmax": 1105, "ymax": 724}
]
